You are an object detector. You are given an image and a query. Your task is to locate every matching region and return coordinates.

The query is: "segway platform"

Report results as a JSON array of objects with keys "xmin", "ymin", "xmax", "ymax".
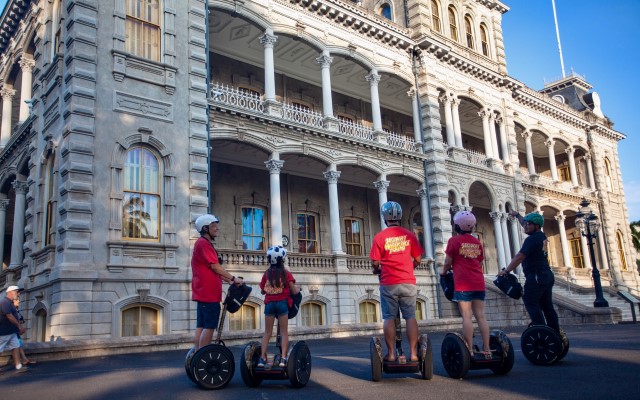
[
  {"xmin": 369, "ymin": 333, "xmax": 433, "ymax": 381},
  {"xmin": 441, "ymin": 330, "xmax": 514, "ymax": 379}
]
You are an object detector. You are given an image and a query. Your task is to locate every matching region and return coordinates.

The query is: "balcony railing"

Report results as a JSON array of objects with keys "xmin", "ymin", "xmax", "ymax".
[
  {"xmin": 466, "ymin": 148, "xmax": 488, "ymax": 167},
  {"xmin": 210, "ymin": 83, "xmax": 264, "ymax": 113},
  {"xmin": 338, "ymin": 118, "xmax": 375, "ymax": 142},
  {"xmin": 387, "ymin": 131, "xmax": 418, "ymax": 152},
  {"xmin": 282, "ymin": 104, "xmax": 324, "ymax": 129}
]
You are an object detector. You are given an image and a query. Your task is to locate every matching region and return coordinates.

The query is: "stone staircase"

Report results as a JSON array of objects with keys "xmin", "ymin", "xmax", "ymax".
[{"xmin": 553, "ymin": 279, "xmax": 638, "ymax": 322}]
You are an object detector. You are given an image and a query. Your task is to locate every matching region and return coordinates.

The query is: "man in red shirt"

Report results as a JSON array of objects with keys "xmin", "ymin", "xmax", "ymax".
[
  {"xmin": 370, "ymin": 201, "xmax": 423, "ymax": 363},
  {"xmin": 192, "ymin": 214, "xmax": 244, "ymax": 350}
]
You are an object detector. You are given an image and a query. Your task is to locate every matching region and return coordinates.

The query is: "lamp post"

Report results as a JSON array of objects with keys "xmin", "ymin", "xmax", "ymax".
[{"xmin": 574, "ymin": 198, "xmax": 609, "ymax": 307}]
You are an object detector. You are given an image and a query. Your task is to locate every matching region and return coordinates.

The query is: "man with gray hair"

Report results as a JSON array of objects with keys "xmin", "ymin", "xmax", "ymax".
[{"xmin": 0, "ymin": 285, "xmax": 28, "ymax": 372}]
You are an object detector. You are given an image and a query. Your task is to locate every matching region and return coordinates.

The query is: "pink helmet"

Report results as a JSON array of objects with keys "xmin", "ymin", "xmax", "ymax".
[{"xmin": 453, "ymin": 211, "xmax": 476, "ymax": 232}]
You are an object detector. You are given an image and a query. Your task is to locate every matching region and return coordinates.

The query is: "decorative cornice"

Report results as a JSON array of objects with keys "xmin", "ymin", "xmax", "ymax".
[{"xmin": 0, "ymin": 0, "xmax": 33, "ymax": 53}]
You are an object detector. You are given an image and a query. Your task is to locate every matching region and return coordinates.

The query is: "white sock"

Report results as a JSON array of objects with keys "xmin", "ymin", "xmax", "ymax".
[{"xmin": 16, "ymin": 363, "xmax": 23, "ymax": 370}]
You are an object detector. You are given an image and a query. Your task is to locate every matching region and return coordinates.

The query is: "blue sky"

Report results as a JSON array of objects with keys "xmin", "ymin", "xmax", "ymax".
[{"xmin": 0, "ymin": 0, "xmax": 637, "ymax": 222}]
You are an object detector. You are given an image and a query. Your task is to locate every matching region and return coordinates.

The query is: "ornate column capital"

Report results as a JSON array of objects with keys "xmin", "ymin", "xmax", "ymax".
[
  {"xmin": 18, "ymin": 57, "xmax": 35, "ymax": 72},
  {"xmin": 315, "ymin": 54, "xmax": 333, "ymax": 67},
  {"xmin": 373, "ymin": 180, "xmax": 390, "ymax": 193},
  {"xmin": 478, "ymin": 110, "xmax": 490, "ymax": 120},
  {"xmin": 495, "ymin": 116, "xmax": 504, "ymax": 125},
  {"xmin": 451, "ymin": 97, "xmax": 460, "ymax": 106},
  {"xmin": 545, "ymin": 138, "xmax": 556, "ymax": 148},
  {"xmin": 584, "ymin": 152, "xmax": 592, "ymax": 161},
  {"xmin": 416, "ymin": 188, "xmax": 428, "ymax": 199},
  {"xmin": 264, "ymin": 159, "xmax": 284, "ymax": 173},
  {"xmin": 365, "ymin": 72, "xmax": 381, "ymax": 85},
  {"xmin": 554, "ymin": 213, "xmax": 566, "ymax": 222},
  {"xmin": 323, "ymin": 170, "xmax": 341, "ymax": 184},
  {"xmin": 259, "ymin": 33, "xmax": 278, "ymax": 48},
  {"xmin": 12, "ymin": 180, "xmax": 28, "ymax": 194},
  {"xmin": 565, "ymin": 146, "xmax": 574, "ymax": 154},
  {"xmin": 407, "ymin": 88, "xmax": 416, "ymax": 98},
  {"xmin": 1, "ymin": 87, "xmax": 16, "ymax": 99},
  {"xmin": 489, "ymin": 211, "xmax": 501, "ymax": 221},
  {"xmin": 520, "ymin": 130, "xmax": 532, "ymax": 140},
  {"xmin": 0, "ymin": 198, "xmax": 10, "ymax": 210}
]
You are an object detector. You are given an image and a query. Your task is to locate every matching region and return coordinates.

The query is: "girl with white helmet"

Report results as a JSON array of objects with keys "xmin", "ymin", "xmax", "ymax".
[{"xmin": 440, "ymin": 210, "xmax": 491, "ymax": 359}]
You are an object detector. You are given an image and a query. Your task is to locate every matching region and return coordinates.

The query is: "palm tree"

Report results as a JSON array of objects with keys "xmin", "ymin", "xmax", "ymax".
[
  {"xmin": 123, "ymin": 195, "xmax": 151, "ymax": 238},
  {"xmin": 630, "ymin": 221, "xmax": 640, "ymax": 272}
]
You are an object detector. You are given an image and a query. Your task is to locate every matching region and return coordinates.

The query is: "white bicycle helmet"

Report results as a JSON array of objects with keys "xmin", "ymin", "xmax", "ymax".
[
  {"xmin": 195, "ymin": 214, "xmax": 220, "ymax": 234},
  {"xmin": 453, "ymin": 210, "xmax": 476, "ymax": 232}
]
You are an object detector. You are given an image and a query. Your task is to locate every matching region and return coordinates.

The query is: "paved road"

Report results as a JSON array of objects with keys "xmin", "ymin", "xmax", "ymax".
[{"xmin": 1, "ymin": 324, "xmax": 639, "ymax": 400}]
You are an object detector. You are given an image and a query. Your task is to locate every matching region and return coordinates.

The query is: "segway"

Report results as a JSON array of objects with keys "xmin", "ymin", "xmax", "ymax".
[
  {"xmin": 521, "ymin": 324, "xmax": 570, "ymax": 366},
  {"xmin": 240, "ymin": 291, "xmax": 311, "ymax": 388},
  {"xmin": 185, "ymin": 283, "xmax": 252, "ymax": 389},
  {"xmin": 441, "ymin": 330, "xmax": 515, "ymax": 379},
  {"xmin": 369, "ymin": 311, "xmax": 433, "ymax": 381}
]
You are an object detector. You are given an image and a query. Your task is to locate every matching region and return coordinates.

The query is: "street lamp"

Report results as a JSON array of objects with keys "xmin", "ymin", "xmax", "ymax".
[{"xmin": 574, "ymin": 198, "xmax": 609, "ymax": 307}]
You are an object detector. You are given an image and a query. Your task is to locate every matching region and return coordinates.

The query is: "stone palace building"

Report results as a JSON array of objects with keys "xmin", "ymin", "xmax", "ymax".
[{"xmin": 0, "ymin": 0, "xmax": 638, "ymax": 342}]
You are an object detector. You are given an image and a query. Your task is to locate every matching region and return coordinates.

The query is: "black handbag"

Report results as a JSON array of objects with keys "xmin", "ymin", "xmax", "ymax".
[
  {"xmin": 224, "ymin": 283, "xmax": 252, "ymax": 313},
  {"xmin": 493, "ymin": 273, "xmax": 523, "ymax": 300},
  {"xmin": 440, "ymin": 270, "xmax": 454, "ymax": 302},
  {"xmin": 288, "ymin": 290, "xmax": 303, "ymax": 319}
]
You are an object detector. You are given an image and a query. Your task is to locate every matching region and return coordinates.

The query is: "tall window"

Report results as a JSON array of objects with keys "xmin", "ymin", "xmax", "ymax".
[
  {"xmin": 412, "ymin": 212, "xmax": 424, "ymax": 249},
  {"xmin": 616, "ymin": 230, "xmax": 628, "ymax": 271},
  {"xmin": 431, "ymin": 0, "xmax": 441, "ymax": 33},
  {"xmin": 44, "ymin": 156, "xmax": 57, "ymax": 246},
  {"xmin": 121, "ymin": 305, "xmax": 159, "ymax": 336},
  {"xmin": 359, "ymin": 301, "xmax": 378, "ymax": 323},
  {"xmin": 51, "ymin": 0, "xmax": 63, "ymax": 58},
  {"xmin": 569, "ymin": 238, "xmax": 584, "ymax": 268},
  {"xmin": 604, "ymin": 157, "xmax": 614, "ymax": 191},
  {"xmin": 558, "ymin": 165, "xmax": 571, "ymax": 182},
  {"xmin": 379, "ymin": 3, "xmax": 392, "ymax": 20},
  {"xmin": 242, "ymin": 207, "xmax": 266, "ymax": 250},
  {"xmin": 125, "ymin": 0, "xmax": 161, "ymax": 61},
  {"xmin": 416, "ymin": 300, "xmax": 425, "ymax": 320},
  {"xmin": 229, "ymin": 303, "xmax": 258, "ymax": 330},
  {"xmin": 35, "ymin": 309, "xmax": 47, "ymax": 342},
  {"xmin": 344, "ymin": 218, "xmax": 363, "ymax": 256},
  {"xmin": 448, "ymin": 6, "xmax": 458, "ymax": 41},
  {"xmin": 464, "ymin": 15, "xmax": 474, "ymax": 49},
  {"xmin": 480, "ymin": 23, "xmax": 489, "ymax": 56},
  {"xmin": 123, "ymin": 147, "xmax": 160, "ymax": 241},
  {"xmin": 297, "ymin": 213, "xmax": 318, "ymax": 253},
  {"xmin": 301, "ymin": 302, "xmax": 324, "ymax": 326}
]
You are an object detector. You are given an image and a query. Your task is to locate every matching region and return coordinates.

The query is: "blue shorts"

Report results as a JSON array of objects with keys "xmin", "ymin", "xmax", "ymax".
[
  {"xmin": 380, "ymin": 284, "xmax": 417, "ymax": 320},
  {"xmin": 453, "ymin": 291, "xmax": 486, "ymax": 302},
  {"xmin": 264, "ymin": 299, "xmax": 289, "ymax": 317},
  {"xmin": 196, "ymin": 301, "xmax": 221, "ymax": 329}
]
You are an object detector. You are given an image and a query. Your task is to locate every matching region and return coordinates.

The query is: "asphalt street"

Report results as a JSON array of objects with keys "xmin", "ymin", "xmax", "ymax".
[{"xmin": 1, "ymin": 324, "xmax": 638, "ymax": 400}]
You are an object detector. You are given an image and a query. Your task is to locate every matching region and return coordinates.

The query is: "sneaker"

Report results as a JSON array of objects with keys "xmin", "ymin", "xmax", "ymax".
[
  {"xmin": 279, "ymin": 357, "xmax": 287, "ymax": 368},
  {"xmin": 257, "ymin": 357, "xmax": 267, "ymax": 368}
]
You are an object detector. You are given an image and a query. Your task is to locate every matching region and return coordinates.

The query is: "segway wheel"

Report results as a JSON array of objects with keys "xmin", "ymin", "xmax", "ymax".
[
  {"xmin": 418, "ymin": 334, "xmax": 433, "ymax": 380},
  {"xmin": 521, "ymin": 325, "xmax": 562, "ymax": 366},
  {"xmin": 240, "ymin": 342, "xmax": 263, "ymax": 388},
  {"xmin": 185, "ymin": 347, "xmax": 197, "ymax": 383},
  {"xmin": 489, "ymin": 330, "xmax": 514, "ymax": 375},
  {"xmin": 370, "ymin": 337, "xmax": 383, "ymax": 382},
  {"xmin": 191, "ymin": 344, "xmax": 235, "ymax": 390},
  {"xmin": 288, "ymin": 341, "xmax": 312, "ymax": 388},
  {"xmin": 557, "ymin": 329, "xmax": 570, "ymax": 361},
  {"xmin": 441, "ymin": 333, "xmax": 470, "ymax": 379}
]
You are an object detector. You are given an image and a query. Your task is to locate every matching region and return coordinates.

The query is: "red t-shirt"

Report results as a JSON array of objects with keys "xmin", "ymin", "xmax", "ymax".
[
  {"xmin": 260, "ymin": 268, "xmax": 296, "ymax": 306},
  {"xmin": 370, "ymin": 226, "xmax": 423, "ymax": 286},
  {"xmin": 191, "ymin": 237, "xmax": 223, "ymax": 302},
  {"xmin": 445, "ymin": 234, "xmax": 485, "ymax": 292}
]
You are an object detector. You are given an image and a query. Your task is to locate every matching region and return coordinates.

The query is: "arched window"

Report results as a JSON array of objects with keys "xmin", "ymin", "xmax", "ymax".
[
  {"xmin": 121, "ymin": 305, "xmax": 159, "ymax": 336},
  {"xmin": 297, "ymin": 212, "xmax": 319, "ymax": 253},
  {"xmin": 616, "ymin": 230, "xmax": 628, "ymax": 271},
  {"xmin": 125, "ymin": 0, "xmax": 161, "ymax": 61},
  {"xmin": 301, "ymin": 302, "xmax": 324, "ymax": 326},
  {"xmin": 416, "ymin": 299, "xmax": 426, "ymax": 320},
  {"xmin": 464, "ymin": 15, "xmax": 474, "ymax": 49},
  {"xmin": 359, "ymin": 301, "xmax": 379, "ymax": 323},
  {"xmin": 344, "ymin": 217, "xmax": 363, "ymax": 256},
  {"xmin": 229, "ymin": 303, "xmax": 258, "ymax": 330},
  {"xmin": 123, "ymin": 147, "xmax": 160, "ymax": 241},
  {"xmin": 480, "ymin": 23, "xmax": 489, "ymax": 56},
  {"xmin": 431, "ymin": 0, "xmax": 441, "ymax": 32},
  {"xmin": 604, "ymin": 157, "xmax": 614, "ymax": 191},
  {"xmin": 379, "ymin": 3, "xmax": 392, "ymax": 20},
  {"xmin": 43, "ymin": 155, "xmax": 57, "ymax": 246},
  {"xmin": 34, "ymin": 309, "xmax": 47, "ymax": 342},
  {"xmin": 242, "ymin": 207, "xmax": 266, "ymax": 250},
  {"xmin": 448, "ymin": 6, "xmax": 458, "ymax": 41}
]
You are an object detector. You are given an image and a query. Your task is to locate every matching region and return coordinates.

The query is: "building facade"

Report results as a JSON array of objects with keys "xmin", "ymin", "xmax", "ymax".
[{"xmin": 0, "ymin": 0, "xmax": 637, "ymax": 342}]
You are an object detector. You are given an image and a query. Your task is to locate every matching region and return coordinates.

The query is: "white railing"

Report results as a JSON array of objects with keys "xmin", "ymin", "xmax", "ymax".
[
  {"xmin": 537, "ymin": 173, "xmax": 555, "ymax": 187},
  {"xmin": 338, "ymin": 119, "xmax": 375, "ymax": 142},
  {"xmin": 282, "ymin": 104, "xmax": 324, "ymax": 128},
  {"xmin": 466, "ymin": 148, "xmax": 488, "ymax": 167},
  {"xmin": 387, "ymin": 132, "xmax": 418, "ymax": 152},
  {"xmin": 210, "ymin": 82, "xmax": 264, "ymax": 113},
  {"xmin": 519, "ymin": 167, "xmax": 532, "ymax": 182}
]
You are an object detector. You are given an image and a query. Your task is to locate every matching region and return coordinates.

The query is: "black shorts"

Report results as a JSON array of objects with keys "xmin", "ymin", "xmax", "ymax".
[{"xmin": 196, "ymin": 301, "xmax": 221, "ymax": 329}]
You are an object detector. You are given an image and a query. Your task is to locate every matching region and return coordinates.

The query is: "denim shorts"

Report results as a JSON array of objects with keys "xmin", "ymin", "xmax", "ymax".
[
  {"xmin": 0, "ymin": 333, "xmax": 20, "ymax": 352},
  {"xmin": 380, "ymin": 284, "xmax": 417, "ymax": 320},
  {"xmin": 264, "ymin": 299, "xmax": 289, "ymax": 317},
  {"xmin": 196, "ymin": 301, "xmax": 221, "ymax": 329},
  {"xmin": 453, "ymin": 291, "xmax": 486, "ymax": 302}
]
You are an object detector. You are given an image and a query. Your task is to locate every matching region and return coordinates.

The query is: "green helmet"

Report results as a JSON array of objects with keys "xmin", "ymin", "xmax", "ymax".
[{"xmin": 523, "ymin": 212, "xmax": 544, "ymax": 227}]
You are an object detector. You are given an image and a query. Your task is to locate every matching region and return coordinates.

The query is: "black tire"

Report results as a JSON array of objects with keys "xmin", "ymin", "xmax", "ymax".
[
  {"xmin": 418, "ymin": 334, "xmax": 433, "ymax": 380},
  {"xmin": 557, "ymin": 329, "xmax": 570, "ymax": 361},
  {"xmin": 370, "ymin": 337, "xmax": 383, "ymax": 382},
  {"xmin": 288, "ymin": 341, "xmax": 312, "ymax": 388},
  {"xmin": 191, "ymin": 344, "xmax": 235, "ymax": 390},
  {"xmin": 489, "ymin": 330, "xmax": 515, "ymax": 375},
  {"xmin": 521, "ymin": 325, "xmax": 562, "ymax": 366},
  {"xmin": 441, "ymin": 333, "xmax": 470, "ymax": 379},
  {"xmin": 240, "ymin": 342, "xmax": 263, "ymax": 388},
  {"xmin": 185, "ymin": 347, "xmax": 197, "ymax": 383}
]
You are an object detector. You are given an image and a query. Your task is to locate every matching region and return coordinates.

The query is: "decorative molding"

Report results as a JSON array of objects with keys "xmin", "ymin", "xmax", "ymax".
[{"xmin": 114, "ymin": 91, "xmax": 173, "ymax": 122}]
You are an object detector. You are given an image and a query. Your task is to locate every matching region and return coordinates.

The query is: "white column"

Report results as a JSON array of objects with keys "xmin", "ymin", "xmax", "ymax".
[
  {"xmin": 479, "ymin": 110, "xmax": 493, "ymax": 158},
  {"xmin": 489, "ymin": 112, "xmax": 500, "ymax": 160},
  {"xmin": 522, "ymin": 130, "xmax": 536, "ymax": 175},
  {"xmin": 546, "ymin": 139, "xmax": 559, "ymax": 181},
  {"xmin": 0, "ymin": 199, "xmax": 9, "ymax": 268},
  {"xmin": 500, "ymin": 213, "xmax": 512, "ymax": 262},
  {"xmin": 260, "ymin": 32, "xmax": 278, "ymax": 102},
  {"xmin": 585, "ymin": 153, "xmax": 596, "ymax": 189},
  {"xmin": 597, "ymin": 231, "xmax": 610, "ymax": 270},
  {"xmin": 0, "ymin": 87, "xmax": 16, "ymax": 148},
  {"xmin": 409, "ymin": 89, "xmax": 422, "ymax": 144},
  {"xmin": 8, "ymin": 181, "xmax": 28, "ymax": 269},
  {"xmin": 324, "ymin": 166, "xmax": 344, "ymax": 254},
  {"xmin": 265, "ymin": 157, "xmax": 285, "ymax": 247},
  {"xmin": 452, "ymin": 98, "xmax": 463, "ymax": 147},
  {"xmin": 18, "ymin": 57, "xmax": 35, "ymax": 122},
  {"xmin": 566, "ymin": 146, "xmax": 579, "ymax": 187},
  {"xmin": 580, "ymin": 234, "xmax": 593, "ymax": 271},
  {"xmin": 316, "ymin": 52, "xmax": 334, "ymax": 118},
  {"xmin": 555, "ymin": 214, "xmax": 572, "ymax": 269},
  {"xmin": 373, "ymin": 179, "xmax": 389, "ymax": 230},
  {"xmin": 496, "ymin": 117, "xmax": 510, "ymax": 164},
  {"xmin": 508, "ymin": 214, "xmax": 522, "ymax": 273},
  {"xmin": 490, "ymin": 212, "xmax": 506, "ymax": 270},
  {"xmin": 417, "ymin": 186, "xmax": 434, "ymax": 258},
  {"xmin": 440, "ymin": 94, "xmax": 455, "ymax": 146},
  {"xmin": 366, "ymin": 71, "xmax": 383, "ymax": 132}
]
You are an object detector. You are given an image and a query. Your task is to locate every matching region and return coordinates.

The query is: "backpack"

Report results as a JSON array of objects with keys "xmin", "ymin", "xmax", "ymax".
[
  {"xmin": 440, "ymin": 270, "xmax": 454, "ymax": 302},
  {"xmin": 288, "ymin": 290, "xmax": 303, "ymax": 319},
  {"xmin": 224, "ymin": 283, "xmax": 252, "ymax": 314},
  {"xmin": 493, "ymin": 273, "xmax": 523, "ymax": 300}
]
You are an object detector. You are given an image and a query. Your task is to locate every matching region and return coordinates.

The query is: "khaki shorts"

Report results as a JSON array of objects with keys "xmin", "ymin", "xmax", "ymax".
[{"xmin": 380, "ymin": 284, "xmax": 417, "ymax": 320}]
